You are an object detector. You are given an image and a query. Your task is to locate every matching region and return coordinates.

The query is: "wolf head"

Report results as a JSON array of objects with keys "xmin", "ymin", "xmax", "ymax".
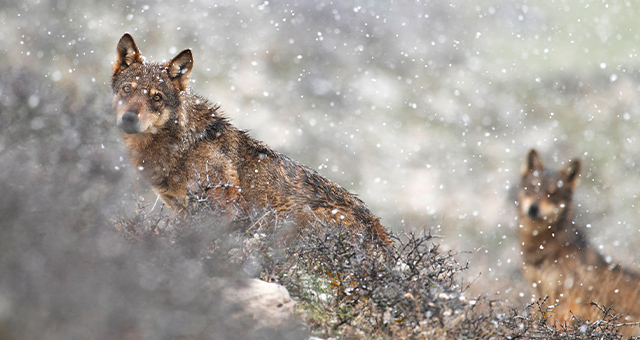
[
  {"xmin": 518, "ymin": 149, "xmax": 580, "ymax": 224},
  {"xmin": 111, "ymin": 33, "xmax": 193, "ymax": 135}
]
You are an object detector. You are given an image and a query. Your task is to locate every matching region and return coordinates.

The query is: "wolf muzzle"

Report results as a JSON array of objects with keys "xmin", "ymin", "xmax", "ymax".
[{"xmin": 118, "ymin": 111, "xmax": 141, "ymax": 134}]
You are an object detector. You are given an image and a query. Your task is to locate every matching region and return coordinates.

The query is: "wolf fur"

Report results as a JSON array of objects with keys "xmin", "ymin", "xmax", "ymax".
[
  {"xmin": 111, "ymin": 33, "xmax": 390, "ymax": 249},
  {"xmin": 517, "ymin": 149, "xmax": 640, "ymax": 335}
]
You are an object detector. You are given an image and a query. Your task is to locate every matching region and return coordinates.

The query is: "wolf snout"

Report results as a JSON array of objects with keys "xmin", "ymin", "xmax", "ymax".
[
  {"xmin": 118, "ymin": 111, "xmax": 140, "ymax": 134},
  {"xmin": 527, "ymin": 203, "xmax": 539, "ymax": 219}
]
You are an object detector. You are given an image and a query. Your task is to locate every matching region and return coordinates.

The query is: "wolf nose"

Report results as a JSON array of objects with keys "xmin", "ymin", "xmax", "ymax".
[
  {"xmin": 528, "ymin": 204, "xmax": 539, "ymax": 219},
  {"xmin": 119, "ymin": 112, "xmax": 140, "ymax": 134},
  {"xmin": 122, "ymin": 111, "xmax": 138, "ymax": 125}
]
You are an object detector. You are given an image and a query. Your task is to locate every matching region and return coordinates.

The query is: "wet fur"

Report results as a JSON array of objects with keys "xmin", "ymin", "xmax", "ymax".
[
  {"xmin": 111, "ymin": 33, "xmax": 390, "ymax": 249},
  {"xmin": 518, "ymin": 149, "xmax": 640, "ymax": 335}
]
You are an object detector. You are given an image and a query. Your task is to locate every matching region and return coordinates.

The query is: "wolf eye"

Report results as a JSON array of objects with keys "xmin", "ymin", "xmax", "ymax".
[
  {"xmin": 122, "ymin": 85, "xmax": 131, "ymax": 93},
  {"xmin": 152, "ymin": 94, "xmax": 162, "ymax": 102}
]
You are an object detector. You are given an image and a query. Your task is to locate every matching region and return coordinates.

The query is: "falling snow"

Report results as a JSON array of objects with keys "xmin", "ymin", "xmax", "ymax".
[{"xmin": 2, "ymin": 0, "xmax": 640, "ymax": 337}]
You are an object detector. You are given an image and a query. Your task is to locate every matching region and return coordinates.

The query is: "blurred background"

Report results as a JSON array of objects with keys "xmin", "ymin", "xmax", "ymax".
[{"xmin": 2, "ymin": 0, "xmax": 640, "ymax": 337}]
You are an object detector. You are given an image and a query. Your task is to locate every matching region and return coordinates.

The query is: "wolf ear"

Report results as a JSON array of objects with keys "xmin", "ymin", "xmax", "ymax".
[
  {"xmin": 523, "ymin": 149, "xmax": 544, "ymax": 175},
  {"xmin": 165, "ymin": 49, "xmax": 193, "ymax": 92},
  {"xmin": 113, "ymin": 33, "xmax": 142, "ymax": 75},
  {"xmin": 562, "ymin": 159, "xmax": 581, "ymax": 189}
]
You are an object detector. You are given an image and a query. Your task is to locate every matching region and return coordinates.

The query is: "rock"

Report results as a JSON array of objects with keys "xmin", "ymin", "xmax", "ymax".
[{"xmin": 216, "ymin": 278, "xmax": 296, "ymax": 329}]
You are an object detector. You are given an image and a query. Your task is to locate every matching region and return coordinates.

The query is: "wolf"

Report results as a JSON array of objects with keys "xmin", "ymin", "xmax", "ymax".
[
  {"xmin": 111, "ymin": 33, "xmax": 390, "ymax": 249},
  {"xmin": 517, "ymin": 149, "xmax": 640, "ymax": 335}
]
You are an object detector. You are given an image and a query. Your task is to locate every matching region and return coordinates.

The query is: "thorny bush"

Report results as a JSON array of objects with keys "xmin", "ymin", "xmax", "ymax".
[{"xmin": 116, "ymin": 197, "xmax": 639, "ymax": 339}]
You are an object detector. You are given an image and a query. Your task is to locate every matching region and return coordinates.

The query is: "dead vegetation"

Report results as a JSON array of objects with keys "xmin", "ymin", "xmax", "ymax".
[{"xmin": 114, "ymin": 199, "xmax": 639, "ymax": 339}]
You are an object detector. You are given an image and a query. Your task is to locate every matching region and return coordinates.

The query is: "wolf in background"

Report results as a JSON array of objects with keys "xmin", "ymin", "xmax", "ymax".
[
  {"xmin": 110, "ymin": 33, "xmax": 390, "ymax": 249},
  {"xmin": 517, "ymin": 149, "xmax": 640, "ymax": 335}
]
